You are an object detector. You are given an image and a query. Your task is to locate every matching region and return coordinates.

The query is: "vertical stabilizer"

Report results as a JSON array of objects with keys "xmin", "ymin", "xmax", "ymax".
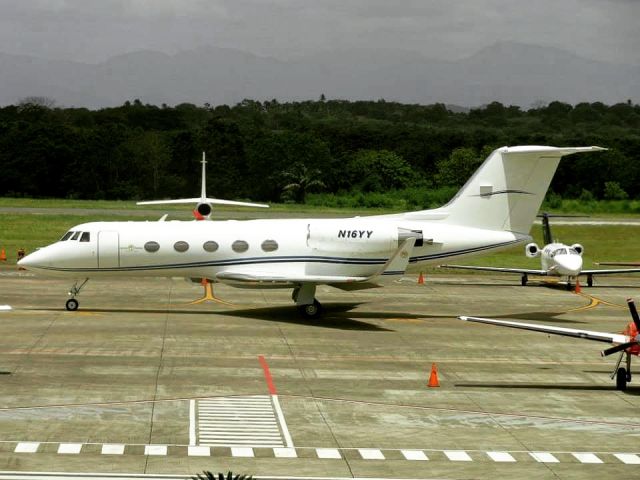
[{"xmin": 407, "ymin": 146, "xmax": 605, "ymax": 234}]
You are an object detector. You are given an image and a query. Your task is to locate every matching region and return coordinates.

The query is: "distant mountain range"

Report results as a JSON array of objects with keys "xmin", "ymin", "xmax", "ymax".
[{"xmin": 0, "ymin": 42, "xmax": 638, "ymax": 108}]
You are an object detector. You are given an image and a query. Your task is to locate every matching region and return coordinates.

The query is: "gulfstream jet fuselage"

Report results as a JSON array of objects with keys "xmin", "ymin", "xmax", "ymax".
[{"xmin": 18, "ymin": 146, "xmax": 605, "ymax": 317}]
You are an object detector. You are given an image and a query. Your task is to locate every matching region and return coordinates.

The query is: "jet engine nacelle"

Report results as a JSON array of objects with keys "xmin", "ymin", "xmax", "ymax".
[
  {"xmin": 194, "ymin": 202, "xmax": 213, "ymax": 220},
  {"xmin": 571, "ymin": 243, "xmax": 584, "ymax": 256},
  {"xmin": 308, "ymin": 222, "xmax": 400, "ymax": 254},
  {"xmin": 525, "ymin": 242, "xmax": 541, "ymax": 258}
]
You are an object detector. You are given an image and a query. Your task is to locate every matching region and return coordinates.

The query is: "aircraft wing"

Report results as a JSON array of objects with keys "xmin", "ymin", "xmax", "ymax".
[
  {"xmin": 137, "ymin": 198, "xmax": 269, "ymax": 208},
  {"xmin": 217, "ymin": 238, "xmax": 417, "ymax": 286},
  {"xmin": 458, "ymin": 316, "xmax": 628, "ymax": 344},
  {"xmin": 441, "ymin": 265, "xmax": 547, "ymax": 275},
  {"xmin": 581, "ymin": 268, "xmax": 640, "ymax": 275}
]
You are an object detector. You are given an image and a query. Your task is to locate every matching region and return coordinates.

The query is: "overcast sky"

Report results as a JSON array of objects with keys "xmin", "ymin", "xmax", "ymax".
[{"xmin": 1, "ymin": 0, "xmax": 639, "ymax": 65}]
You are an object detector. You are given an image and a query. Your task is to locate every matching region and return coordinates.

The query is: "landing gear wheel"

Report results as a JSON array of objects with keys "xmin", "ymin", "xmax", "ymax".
[
  {"xmin": 65, "ymin": 298, "xmax": 79, "ymax": 311},
  {"xmin": 587, "ymin": 275, "xmax": 593, "ymax": 287},
  {"xmin": 566, "ymin": 282, "xmax": 573, "ymax": 291},
  {"xmin": 298, "ymin": 300, "xmax": 322, "ymax": 319},
  {"xmin": 521, "ymin": 274, "xmax": 528, "ymax": 286},
  {"xmin": 616, "ymin": 367, "xmax": 628, "ymax": 391}
]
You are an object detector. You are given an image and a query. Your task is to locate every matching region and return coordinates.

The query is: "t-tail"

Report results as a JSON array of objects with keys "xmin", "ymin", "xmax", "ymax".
[
  {"xmin": 137, "ymin": 152, "xmax": 268, "ymax": 219},
  {"xmin": 404, "ymin": 146, "xmax": 605, "ymax": 235}
]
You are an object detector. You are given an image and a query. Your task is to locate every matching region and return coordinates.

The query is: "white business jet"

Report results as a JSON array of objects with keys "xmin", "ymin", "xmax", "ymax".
[
  {"xmin": 18, "ymin": 146, "xmax": 604, "ymax": 318},
  {"xmin": 442, "ymin": 212, "xmax": 640, "ymax": 289}
]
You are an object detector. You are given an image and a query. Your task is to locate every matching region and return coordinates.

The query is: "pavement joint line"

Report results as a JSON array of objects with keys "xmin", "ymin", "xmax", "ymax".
[
  {"xmin": 282, "ymin": 394, "xmax": 640, "ymax": 429},
  {"xmin": 6, "ymin": 442, "xmax": 636, "ymax": 464}
]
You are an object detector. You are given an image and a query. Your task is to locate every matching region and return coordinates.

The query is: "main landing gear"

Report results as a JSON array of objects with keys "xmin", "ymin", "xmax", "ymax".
[
  {"xmin": 521, "ymin": 274, "xmax": 528, "ymax": 286},
  {"xmin": 66, "ymin": 278, "xmax": 89, "ymax": 311},
  {"xmin": 292, "ymin": 283, "xmax": 323, "ymax": 319},
  {"xmin": 612, "ymin": 351, "xmax": 632, "ymax": 391}
]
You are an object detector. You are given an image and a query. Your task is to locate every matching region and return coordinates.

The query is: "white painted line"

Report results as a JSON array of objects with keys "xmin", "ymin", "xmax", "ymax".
[
  {"xmin": 316, "ymin": 448, "xmax": 342, "ymax": 459},
  {"xmin": 358, "ymin": 448, "xmax": 385, "ymax": 460},
  {"xmin": 573, "ymin": 452, "xmax": 603, "ymax": 464},
  {"xmin": 144, "ymin": 445, "xmax": 167, "ymax": 456},
  {"xmin": 101, "ymin": 444, "xmax": 125, "ymax": 455},
  {"xmin": 273, "ymin": 447, "xmax": 298, "ymax": 458},
  {"xmin": 271, "ymin": 394, "xmax": 294, "ymax": 448},
  {"xmin": 57, "ymin": 443, "xmax": 82, "ymax": 454},
  {"xmin": 614, "ymin": 453, "xmax": 640, "ymax": 464},
  {"xmin": 401, "ymin": 450, "xmax": 428, "ymax": 461},
  {"xmin": 530, "ymin": 452, "xmax": 559, "ymax": 463},
  {"xmin": 444, "ymin": 450, "xmax": 472, "ymax": 462},
  {"xmin": 0, "ymin": 305, "xmax": 12, "ymax": 311},
  {"xmin": 14, "ymin": 442, "xmax": 39, "ymax": 453},
  {"xmin": 188, "ymin": 446, "xmax": 210, "ymax": 457},
  {"xmin": 487, "ymin": 451, "xmax": 516, "ymax": 462},
  {"xmin": 189, "ymin": 399, "xmax": 196, "ymax": 446},
  {"xmin": 231, "ymin": 447, "xmax": 254, "ymax": 457}
]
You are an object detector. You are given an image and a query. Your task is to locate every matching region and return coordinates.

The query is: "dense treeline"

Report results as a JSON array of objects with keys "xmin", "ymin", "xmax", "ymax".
[{"xmin": 1, "ymin": 98, "xmax": 639, "ymax": 209}]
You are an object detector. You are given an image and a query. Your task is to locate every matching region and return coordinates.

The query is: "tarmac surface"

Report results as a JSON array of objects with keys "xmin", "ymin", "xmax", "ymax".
[{"xmin": 1, "ymin": 267, "xmax": 640, "ymax": 479}]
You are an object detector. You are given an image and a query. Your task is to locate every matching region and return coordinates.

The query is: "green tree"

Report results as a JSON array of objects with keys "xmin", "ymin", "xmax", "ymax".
[
  {"xmin": 347, "ymin": 149, "xmax": 415, "ymax": 192},
  {"xmin": 280, "ymin": 162, "xmax": 326, "ymax": 203}
]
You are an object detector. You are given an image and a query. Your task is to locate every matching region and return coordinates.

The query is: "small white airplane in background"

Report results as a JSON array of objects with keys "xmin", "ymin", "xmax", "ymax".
[
  {"xmin": 18, "ymin": 146, "xmax": 604, "ymax": 318},
  {"xmin": 137, "ymin": 152, "xmax": 269, "ymax": 219},
  {"xmin": 459, "ymin": 297, "xmax": 640, "ymax": 390},
  {"xmin": 441, "ymin": 212, "xmax": 640, "ymax": 289}
]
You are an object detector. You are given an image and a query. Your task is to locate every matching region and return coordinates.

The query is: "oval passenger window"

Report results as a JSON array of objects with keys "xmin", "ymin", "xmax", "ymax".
[
  {"xmin": 232, "ymin": 240, "xmax": 249, "ymax": 253},
  {"xmin": 144, "ymin": 241, "xmax": 160, "ymax": 253}
]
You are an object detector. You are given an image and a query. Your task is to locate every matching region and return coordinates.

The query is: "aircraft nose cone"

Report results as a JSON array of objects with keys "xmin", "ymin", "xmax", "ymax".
[
  {"xmin": 17, "ymin": 249, "xmax": 48, "ymax": 270},
  {"xmin": 555, "ymin": 254, "xmax": 583, "ymax": 276}
]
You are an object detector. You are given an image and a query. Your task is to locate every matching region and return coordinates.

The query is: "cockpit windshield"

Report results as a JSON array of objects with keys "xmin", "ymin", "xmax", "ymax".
[
  {"xmin": 60, "ymin": 231, "xmax": 74, "ymax": 241},
  {"xmin": 550, "ymin": 248, "xmax": 568, "ymax": 257},
  {"xmin": 59, "ymin": 231, "xmax": 91, "ymax": 242}
]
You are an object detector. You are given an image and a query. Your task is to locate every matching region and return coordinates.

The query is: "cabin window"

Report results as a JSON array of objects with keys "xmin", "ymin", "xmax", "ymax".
[
  {"xmin": 70, "ymin": 231, "xmax": 81, "ymax": 241},
  {"xmin": 261, "ymin": 239, "xmax": 278, "ymax": 252},
  {"xmin": 203, "ymin": 241, "xmax": 219, "ymax": 252},
  {"xmin": 174, "ymin": 241, "xmax": 189, "ymax": 252},
  {"xmin": 80, "ymin": 232, "xmax": 91, "ymax": 242},
  {"xmin": 60, "ymin": 231, "xmax": 74, "ymax": 241},
  {"xmin": 144, "ymin": 241, "xmax": 160, "ymax": 253},
  {"xmin": 232, "ymin": 240, "xmax": 249, "ymax": 253}
]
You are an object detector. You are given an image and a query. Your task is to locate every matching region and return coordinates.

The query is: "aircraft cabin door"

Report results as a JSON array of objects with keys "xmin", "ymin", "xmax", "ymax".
[{"xmin": 98, "ymin": 231, "xmax": 120, "ymax": 268}]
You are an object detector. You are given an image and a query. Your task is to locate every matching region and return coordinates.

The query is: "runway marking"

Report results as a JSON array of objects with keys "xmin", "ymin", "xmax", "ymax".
[
  {"xmin": 144, "ymin": 445, "xmax": 167, "ymax": 456},
  {"xmin": 614, "ymin": 453, "xmax": 640, "ymax": 464},
  {"xmin": 0, "ymin": 305, "xmax": 12, "ymax": 311},
  {"xmin": 187, "ymin": 446, "xmax": 210, "ymax": 456},
  {"xmin": 359, "ymin": 448, "xmax": 385, "ymax": 460},
  {"xmin": 6, "ymin": 441, "xmax": 640, "ymax": 465},
  {"xmin": 14, "ymin": 442, "xmax": 39, "ymax": 453},
  {"xmin": 444, "ymin": 450, "xmax": 472, "ymax": 461},
  {"xmin": 487, "ymin": 451, "xmax": 516, "ymax": 462},
  {"xmin": 57, "ymin": 443, "xmax": 82, "ymax": 454},
  {"xmin": 316, "ymin": 448, "xmax": 342, "ymax": 459},
  {"xmin": 401, "ymin": 449, "xmax": 428, "ymax": 461},
  {"xmin": 530, "ymin": 452, "xmax": 559, "ymax": 463},
  {"xmin": 196, "ymin": 395, "xmax": 286, "ymax": 447},
  {"xmin": 101, "ymin": 444, "xmax": 124, "ymax": 455},
  {"xmin": 568, "ymin": 292, "xmax": 626, "ymax": 312},
  {"xmin": 573, "ymin": 452, "xmax": 603, "ymax": 464}
]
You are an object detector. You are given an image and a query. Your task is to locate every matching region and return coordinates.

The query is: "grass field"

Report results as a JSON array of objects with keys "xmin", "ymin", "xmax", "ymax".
[{"xmin": 2, "ymin": 198, "xmax": 640, "ymax": 272}]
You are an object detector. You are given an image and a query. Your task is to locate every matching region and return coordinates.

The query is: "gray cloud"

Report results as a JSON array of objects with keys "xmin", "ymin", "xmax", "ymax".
[{"xmin": 0, "ymin": 0, "xmax": 638, "ymax": 65}]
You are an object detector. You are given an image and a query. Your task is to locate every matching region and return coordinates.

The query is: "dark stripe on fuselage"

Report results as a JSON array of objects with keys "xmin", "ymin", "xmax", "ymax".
[{"xmin": 31, "ymin": 240, "xmax": 523, "ymax": 274}]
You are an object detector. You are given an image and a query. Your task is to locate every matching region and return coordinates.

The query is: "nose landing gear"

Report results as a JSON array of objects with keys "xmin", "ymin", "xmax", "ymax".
[{"xmin": 66, "ymin": 278, "xmax": 89, "ymax": 311}]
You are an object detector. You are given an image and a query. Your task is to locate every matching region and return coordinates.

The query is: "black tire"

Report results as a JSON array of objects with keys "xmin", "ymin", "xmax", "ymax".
[
  {"xmin": 521, "ymin": 274, "xmax": 527, "ymax": 286},
  {"xmin": 299, "ymin": 300, "xmax": 322, "ymax": 319},
  {"xmin": 616, "ymin": 367, "xmax": 628, "ymax": 391},
  {"xmin": 66, "ymin": 298, "xmax": 79, "ymax": 311},
  {"xmin": 587, "ymin": 275, "xmax": 593, "ymax": 287}
]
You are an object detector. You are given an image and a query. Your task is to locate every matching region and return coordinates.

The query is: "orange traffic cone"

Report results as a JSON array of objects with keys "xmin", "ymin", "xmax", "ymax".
[
  {"xmin": 0, "ymin": 248, "xmax": 6, "ymax": 261},
  {"xmin": 574, "ymin": 279, "xmax": 581, "ymax": 294},
  {"xmin": 428, "ymin": 363, "xmax": 440, "ymax": 388},
  {"xmin": 417, "ymin": 272, "xmax": 424, "ymax": 285}
]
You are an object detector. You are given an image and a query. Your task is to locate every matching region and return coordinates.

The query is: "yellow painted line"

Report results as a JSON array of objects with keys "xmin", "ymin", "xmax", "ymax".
[
  {"xmin": 187, "ymin": 282, "xmax": 237, "ymax": 307},
  {"xmin": 567, "ymin": 292, "xmax": 626, "ymax": 312}
]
